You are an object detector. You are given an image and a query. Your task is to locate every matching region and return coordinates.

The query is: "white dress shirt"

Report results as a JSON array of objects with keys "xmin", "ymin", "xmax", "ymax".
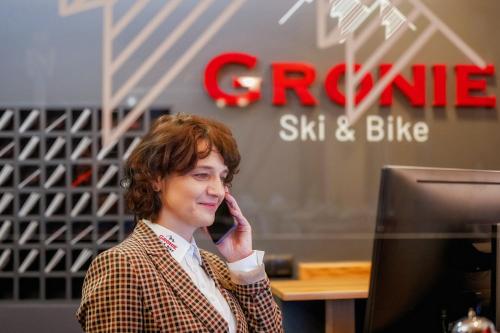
[{"xmin": 143, "ymin": 219, "xmax": 264, "ymax": 333}]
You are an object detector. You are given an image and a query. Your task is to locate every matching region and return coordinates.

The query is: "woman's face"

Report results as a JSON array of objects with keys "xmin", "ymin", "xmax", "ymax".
[{"xmin": 154, "ymin": 148, "xmax": 229, "ymax": 238}]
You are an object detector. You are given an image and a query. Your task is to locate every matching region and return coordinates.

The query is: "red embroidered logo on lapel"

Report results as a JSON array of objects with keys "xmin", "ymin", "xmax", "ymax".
[{"xmin": 159, "ymin": 235, "xmax": 177, "ymax": 252}]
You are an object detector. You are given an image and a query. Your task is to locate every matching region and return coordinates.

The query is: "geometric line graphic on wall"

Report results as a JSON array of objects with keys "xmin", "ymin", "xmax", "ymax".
[
  {"xmin": 0, "ymin": 107, "xmax": 167, "ymax": 301},
  {"xmin": 280, "ymin": 0, "xmax": 488, "ymax": 125},
  {"xmin": 280, "ymin": 0, "xmax": 416, "ymax": 41},
  {"xmin": 59, "ymin": 0, "xmax": 247, "ymax": 149}
]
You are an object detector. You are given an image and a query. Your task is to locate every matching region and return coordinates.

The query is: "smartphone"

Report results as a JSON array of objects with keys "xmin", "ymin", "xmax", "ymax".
[{"xmin": 207, "ymin": 199, "xmax": 237, "ymax": 245}]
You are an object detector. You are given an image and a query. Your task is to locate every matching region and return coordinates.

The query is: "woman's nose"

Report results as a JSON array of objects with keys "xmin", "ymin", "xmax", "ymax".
[{"xmin": 207, "ymin": 178, "xmax": 225, "ymax": 197}]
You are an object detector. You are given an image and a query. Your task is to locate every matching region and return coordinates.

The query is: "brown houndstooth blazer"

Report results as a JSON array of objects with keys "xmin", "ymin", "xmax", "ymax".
[{"xmin": 76, "ymin": 220, "xmax": 283, "ymax": 332}]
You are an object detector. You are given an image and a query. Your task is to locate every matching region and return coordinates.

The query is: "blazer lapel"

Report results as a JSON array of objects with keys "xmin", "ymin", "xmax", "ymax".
[
  {"xmin": 131, "ymin": 221, "xmax": 228, "ymax": 333},
  {"xmin": 200, "ymin": 252, "xmax": 246, "ymax": 333}
]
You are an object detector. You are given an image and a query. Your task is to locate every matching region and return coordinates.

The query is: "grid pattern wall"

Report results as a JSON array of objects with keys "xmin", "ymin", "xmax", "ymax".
[{"xmin": 0, "ymin": 107, "xmax": 162, "ymax": 301}]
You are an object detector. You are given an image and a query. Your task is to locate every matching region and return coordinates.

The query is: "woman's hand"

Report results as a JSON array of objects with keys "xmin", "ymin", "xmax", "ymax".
[{"xmin": 216, "ymin": 188, "xmax": 253, "ymax": 263}]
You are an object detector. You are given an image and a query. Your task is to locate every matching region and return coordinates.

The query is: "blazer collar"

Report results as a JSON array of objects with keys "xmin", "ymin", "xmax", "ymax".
[
  {"xmin": 131, "ymin": 220, "xmax": 229, "ymax": 333},
  {"xmin": 200, "ymin": 251, "xmax": 246, "ymax": 333},
  {"xmin": 142, "ymin": 219, "xmax": 203, "ymax": 265}
]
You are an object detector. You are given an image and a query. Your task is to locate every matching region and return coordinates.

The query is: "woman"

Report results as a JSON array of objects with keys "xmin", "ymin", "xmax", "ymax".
[{"xmin": 76, "ymin": 114, "xmax": 283, "ymax": 332}]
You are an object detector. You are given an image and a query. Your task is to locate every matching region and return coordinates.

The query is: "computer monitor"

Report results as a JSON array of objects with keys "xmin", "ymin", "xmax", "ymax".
[{"xmin": 364, "ymin": 166, "xmax": 500, "ymax": 333}]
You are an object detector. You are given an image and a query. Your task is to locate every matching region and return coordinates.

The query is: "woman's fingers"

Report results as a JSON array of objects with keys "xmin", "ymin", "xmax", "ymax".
[
  {"xmin": 224, "ymin": 192, "xmax": 236, "ymax": 207},
  {"xmin": 225, "ymin": 192, "xmax": 242, "ymax": 213},
  {"xmin": 224, "ymin": 192, "xmax": 251, "ymax": 228}
]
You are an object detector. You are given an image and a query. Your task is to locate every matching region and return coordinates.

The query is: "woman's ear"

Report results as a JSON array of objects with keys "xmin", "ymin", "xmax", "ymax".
[{"xmin": 152, "ymin": 177, "xmax": 162, "ymax": 192}]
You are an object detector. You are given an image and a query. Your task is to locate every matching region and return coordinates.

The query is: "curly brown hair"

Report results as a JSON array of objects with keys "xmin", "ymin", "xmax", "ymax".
[{"xmin": 122, "ymin": 113, "xmax": 241, "ymax": 222}]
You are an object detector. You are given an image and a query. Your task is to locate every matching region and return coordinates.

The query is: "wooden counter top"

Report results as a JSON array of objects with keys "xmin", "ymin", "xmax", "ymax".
[
  {"xmin": 271, "ymin": 276, "xmax": 369, "ymax": 301},
  {"xmin": 272, "ymin": 262, "xmax": 371, "ymax": 333}
]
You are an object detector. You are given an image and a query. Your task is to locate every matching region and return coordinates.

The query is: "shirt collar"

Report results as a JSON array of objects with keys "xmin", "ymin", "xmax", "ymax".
[{"xmin": 142, "ymin": 219, "xmax": 203, "ymax": 266}]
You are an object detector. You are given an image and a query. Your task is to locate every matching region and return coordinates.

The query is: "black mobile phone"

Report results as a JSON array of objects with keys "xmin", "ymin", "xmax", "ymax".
[{"xmin": 207, "ymin": 199, "xmax": 237, "ymax": 245}]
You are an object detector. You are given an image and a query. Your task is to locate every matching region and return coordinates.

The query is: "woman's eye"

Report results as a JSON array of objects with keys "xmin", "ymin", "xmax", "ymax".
[{"xmin": 194, "ymin": 173, "xmax": 209, "ymax": 179}]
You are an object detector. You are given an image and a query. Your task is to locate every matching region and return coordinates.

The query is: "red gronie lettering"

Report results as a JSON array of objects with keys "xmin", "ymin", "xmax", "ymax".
[
  {"xmin": 380, "ymin": 64, "xmax": 426, "ymax": 107},
  {"xmin": 455, "ymin": 64, "xmax": 496, "ymax": 107},
  {"xmin": 432, "ymin": 64, "xmax": 447, "ymax": 107},
  {"xmin": 204, "ymin": 52, "xmax": 260, "ymax": 107},
  {"xmin": 324, "ymin": 63, "xmax": 374, "ymax": 106},
  {"xmin": 272, "ymin": 62, "xmax": 318, "ymax": 106},
  {"xmin": 203, "ymin": 52, "xmax": 497, "ymax": 109}
]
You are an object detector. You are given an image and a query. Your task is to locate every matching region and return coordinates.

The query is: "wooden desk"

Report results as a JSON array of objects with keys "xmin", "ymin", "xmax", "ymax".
[
  {"xmin": 298, "ymin": 262, "xmax": 371, "ymax": 280},
  {"xmin": 271, "ymin": 276, "xmax": 369, "ymax": 333}
]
